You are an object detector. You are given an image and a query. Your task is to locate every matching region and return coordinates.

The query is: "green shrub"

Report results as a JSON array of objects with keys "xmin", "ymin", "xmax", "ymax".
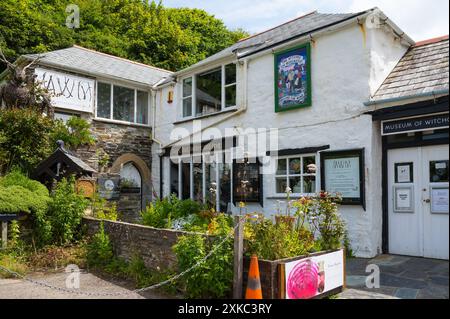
[
  {"xmin": 0, "ymin": 109, "xmax": 55, "ymax": 174},
  {"xmin": 50, "ymin": 117, "xmax": 95, "ymax": 150},
  {"xmin": 91, "ymin": 193, "xmax": 118, "ymax": 221},
  {"xmin": 46, "ymin": 177, "xmax": 89, "ymax": 245},
  {"xmin": 86, "ymin": 222, "xmax": 114, "ymax": 269},
  {"xmin": 172, "ymin": 221, "xmax": 233, "ymax": 299},
  {"xmin": 245, "ymin": 219, "xmax": 316, "ymax": 260},
  {"xmin": 141, "ymin": 195, "xmax": 204, "ymax": 229},
  {"xmin": 0, "ymin": 171, "xmax": 51, "ymax": 244}
]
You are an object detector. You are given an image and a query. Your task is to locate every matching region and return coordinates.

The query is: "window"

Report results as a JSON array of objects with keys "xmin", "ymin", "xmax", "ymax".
[
  {"xmin": 113, "ymin": 85, "xmax": 134, "ymax": 122},
  {"xmin": 182, "ymin": 78, "xmax": 193, "ymax": 117},
  {"xmin": 171, "ymin": 152, "xmax": 235, "ymax": 212},
  {"xmin": 233, "ymin": 160, "xmax": 261, "ymax": 203},
  {"xmin": 275, "ymin": 155, "xmax": 317, "ymax": 195},
  {"xmin": 97, "ymin": 83, "xmax": 111, "ymax": 119},
  {"xmin": 96, "ymin": 82, "xmax": 149, "ymax": 125},
  {"xmin": 181, "ymin": 63, "xmax": 237, "ymax": 118}
]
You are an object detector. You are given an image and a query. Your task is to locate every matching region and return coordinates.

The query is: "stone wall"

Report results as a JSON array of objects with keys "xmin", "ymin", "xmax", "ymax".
[
  {"xmin": 76, "ymin": 119, "xmax": 152, "ymax": 172},
  {"xmin": 82, "ymin": 217, "xmax": 209, "ymax": 271},
  {"xmin": 118, "ymin": 192, "xmax": 142, "ymax": 223}
]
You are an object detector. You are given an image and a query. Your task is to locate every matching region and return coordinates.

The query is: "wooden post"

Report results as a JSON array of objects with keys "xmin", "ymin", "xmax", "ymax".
[
  {"xmin": 233, "ymin": 215, "xmax": 244, "ymax": 299},
  {"xmin": 1, "ymin": 222, "xmax": 7, "ymax": 249}
]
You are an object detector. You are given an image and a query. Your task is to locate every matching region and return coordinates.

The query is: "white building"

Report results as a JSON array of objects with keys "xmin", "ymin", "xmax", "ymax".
[{"xmin": 151, "ymin": 7, "xmax": 449, "ymax": 259}]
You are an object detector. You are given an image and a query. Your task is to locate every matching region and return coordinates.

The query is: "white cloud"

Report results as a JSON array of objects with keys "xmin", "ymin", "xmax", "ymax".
[{"xmin": 164, "ymin": 0, "xmax": 449, "ymax": 41}]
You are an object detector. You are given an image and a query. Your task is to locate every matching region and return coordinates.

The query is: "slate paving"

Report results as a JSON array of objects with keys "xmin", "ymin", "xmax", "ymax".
[{"xmin": 342, "ymin": 255, "xmax": 449, "ymax": 299}]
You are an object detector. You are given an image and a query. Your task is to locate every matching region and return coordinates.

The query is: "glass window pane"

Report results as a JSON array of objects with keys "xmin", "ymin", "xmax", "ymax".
[
  {"xmin": 225, "ymin": 85, "xmax": 236, "ymax": 108},
  {"xmin": 289, "ymin": 158, "xmax": 301, "ymax": 175},
  {"xmin": 196, "ymin": 68, "xmax": 222, "ymax": 116},
  {"xmin": 183, "ymin": 98, "xmax": 192, "ymax": 117},
  {"xmin": 136, "ymin": 91, "xmax": 148, "ymax": 124},
  {"xmin": 277, "ymin": 159, "xmax": 287, "ymax": 175},
  {"xmin": 113, "ymin": 85, "xmax": 134, "ymax": 122},
  {"xmin": 233, "ymin": 162, "xmax": 260, "ymax": 202},
  {"xmin": 170, "ymin": 160, "xmax": 179, "ymax": 197},
  {"xmin": 183, "ymin": 77, "xmax": 192, "ymax": 98},
  {"xmin": 303, "ymin": 156, "xmax": 316, "ymax": 174},
  {"xmin": 225, "ymin": 64, "xmax": 236, "ymax": 85},
  {"xmin": 205, "ymin": 162, "xmax": 217, "ymax": 208},
  {"xmin": 97, "ymin": 82, "xmax": 111, "ymax": 119},
  {"xmin": 219, "ymin": 162, "xmax": 232, "ymax": 213},
  {"xmin": 430, "ymin": 161, "xmax": 449, "ymax": 182},
  {"xmin": 290, "ymin": 176, "xmax": 302, "ymax": 194},
  {"xmin": 181, "ymin": 161, "xmax": 191, "ymax": 200},
  {"xmin": 193, "ymin": 160, "xmax": 203, "ymax": 203},
  {"xmin": 276, "ymin": 177, "xmax": 287, "ymax": 193},
  {"xmin": 303, "ymin": 176, "xmax": 316, "ymax": 194}
]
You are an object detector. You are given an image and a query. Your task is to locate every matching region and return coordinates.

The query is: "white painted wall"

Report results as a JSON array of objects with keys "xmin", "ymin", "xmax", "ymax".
[{"xmin": 152, "ymin": 18, "xmax": 410, "ymax": 258}]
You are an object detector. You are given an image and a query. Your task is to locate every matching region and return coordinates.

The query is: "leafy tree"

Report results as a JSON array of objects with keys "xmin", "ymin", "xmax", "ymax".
[
  {"xmin": 0, "ymin": 0, "xmax": 248, "ymax": 72},
  {"xmin": 0, "ymin": 109, "xmax": 55, "ymax": 174}
]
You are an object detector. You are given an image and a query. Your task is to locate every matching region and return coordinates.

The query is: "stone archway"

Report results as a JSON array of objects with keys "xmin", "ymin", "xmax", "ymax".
[{"xmin": 111, "ymin": 153, "xmax": 152, "ymax": 212}]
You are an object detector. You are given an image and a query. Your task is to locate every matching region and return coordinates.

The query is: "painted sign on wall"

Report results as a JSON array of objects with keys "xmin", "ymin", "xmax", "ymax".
[
  {"xmin": 280, "ymin": 249, "xmax": 345, "ymax": 299},
  {"xmin": 382, "ymin": 113, "xmax": 449, "ymax": 136},
  {"xmin": 35, "ymin": 67, "xmax": 95, "ymax": 113},
  {"xmin": 274, "ymin": 43, "xmax": 312, "ymax": 112}
]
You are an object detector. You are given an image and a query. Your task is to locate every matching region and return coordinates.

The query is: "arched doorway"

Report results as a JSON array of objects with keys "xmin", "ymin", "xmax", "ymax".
[
  {"xmin": 120, "ymin": 162, "xmax": 142, "ymax": 189},
  {"xmin": 111, "ymin": 153, "xmax": 152, "ymax": 213}
]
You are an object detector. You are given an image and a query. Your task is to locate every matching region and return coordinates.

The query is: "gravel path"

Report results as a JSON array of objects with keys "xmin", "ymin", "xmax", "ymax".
[{"xmin": 0, "ymin": 271, "xmax": 172, "ymax": 299}]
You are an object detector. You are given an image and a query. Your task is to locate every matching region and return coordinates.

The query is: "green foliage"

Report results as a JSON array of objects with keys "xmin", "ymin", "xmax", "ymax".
[
  {"xmin": 0, "ymin": 0, "xmax": 249, "ymax": 72},
  {"xmin": 172, "ymin": 223, "xmax": 233, "ymax": 299},
  {"xmin": 46, "ymin": 177, "xmax": 89, "ymax": 245},
  {"xmin": 0, "ymin": 170, "xmax": 50, "ymax": 220},
  {"xmin": 86, "ymin": 222, "xmax": 114, "ymax": 269},
  {"xmin": 91, "ymin": 193, "xmax": 118, "ymax": 221},
  {"xmin": 0, "ymin": 109, "xmax": 55, "ymax": 174},
  {"xmin": 141, "ymin": 195, "xmax": 204, "ymax": 229},
  {"xmin": 245, "ymin": 219, "xmax": 316, "ymax": 260},
  {"xmin": 50, "ymin": 117, "xmax": 95, "ymax": 150}
]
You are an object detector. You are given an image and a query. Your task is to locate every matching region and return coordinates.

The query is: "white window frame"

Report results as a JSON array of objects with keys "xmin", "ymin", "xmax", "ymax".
[
  {"xmin": 275, "ymin": 154, "xmax": 318, "ymax": 196},
  {"xmin": 95, "ymin": 80, "xmax": 151, "ymax": 126},
  {"xmin": 180, "ymin": 63, "xmax": 237, "ymax": 119}
]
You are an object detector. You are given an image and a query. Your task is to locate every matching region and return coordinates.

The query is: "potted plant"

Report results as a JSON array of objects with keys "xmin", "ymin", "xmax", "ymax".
[
  {"xmin": 119, "ymin": 178, "xmax": 140, "ymax": 193},
  {"xmin": 275, "ymin": 187, "xmax": 297, "ymax": 227}
]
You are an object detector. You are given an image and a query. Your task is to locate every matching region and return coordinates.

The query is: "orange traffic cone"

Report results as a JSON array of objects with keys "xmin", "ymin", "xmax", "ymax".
[{"xmin": 245, "ymin": 254, "xmax": 263, "ymax": 299}]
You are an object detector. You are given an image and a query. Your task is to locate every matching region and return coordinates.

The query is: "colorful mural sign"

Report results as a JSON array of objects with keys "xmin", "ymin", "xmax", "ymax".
[
  {"xmin": 274, "ymin": 43, "xmax": 312, "ymax": 112},
  {"xmin": 280, "ymin": 249, "xmax": 345, "ymax": 299}
]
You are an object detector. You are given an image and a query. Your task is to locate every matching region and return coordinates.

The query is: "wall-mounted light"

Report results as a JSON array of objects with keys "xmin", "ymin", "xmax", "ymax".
[{"xmin": 168, "ymin": 90, "xmax": 174, "ymax": 104}]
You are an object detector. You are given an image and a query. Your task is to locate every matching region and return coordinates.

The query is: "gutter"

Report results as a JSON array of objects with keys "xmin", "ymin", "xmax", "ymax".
[{"xmin": 364, "ymin": 89, "xmax": 450, "ymax": 106}]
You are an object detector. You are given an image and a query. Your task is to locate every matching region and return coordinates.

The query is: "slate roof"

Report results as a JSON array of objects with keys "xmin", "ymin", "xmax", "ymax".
[
  {"xmin": 23, "ymin": 45, "xmax": 172, "ymax": 86},
  {"xmin": 175, "ymin": 7, "xmax": 401, "ymax": 75},
  {"xmin": 371, "ymin": 36, "xmax": 449, "ymax": 102}
]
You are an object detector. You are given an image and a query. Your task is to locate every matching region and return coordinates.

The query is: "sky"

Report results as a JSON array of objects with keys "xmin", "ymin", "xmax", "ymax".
[{"xmin": 163, "ymin": 0, "xmax": 449, "ymax": 42}]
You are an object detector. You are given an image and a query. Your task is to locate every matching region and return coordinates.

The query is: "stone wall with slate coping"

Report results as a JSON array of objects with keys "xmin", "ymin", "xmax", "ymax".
[{"xmin": 82, "ymin": 217, "xmax": 211, "ymax": 271}]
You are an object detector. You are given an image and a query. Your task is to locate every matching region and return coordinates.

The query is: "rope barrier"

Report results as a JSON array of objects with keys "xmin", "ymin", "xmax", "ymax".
[{"xmin": 0, "ymin": 219, "xmax": 243, "ymax": 297}]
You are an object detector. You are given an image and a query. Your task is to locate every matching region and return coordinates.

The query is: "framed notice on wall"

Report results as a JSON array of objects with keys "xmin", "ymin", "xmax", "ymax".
[{"xmin": 320, "ymin": 149, "xmax": 365, "ymax": 208}]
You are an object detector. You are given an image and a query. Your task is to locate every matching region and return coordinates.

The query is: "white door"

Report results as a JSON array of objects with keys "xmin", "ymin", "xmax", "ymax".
[
  {"xmin": 388, "ymin": 145, "xmax": 449, "ymax": 260},
  {"xmin": 422, "ymin": 145, "xmax": 449, "ymax": 260}
]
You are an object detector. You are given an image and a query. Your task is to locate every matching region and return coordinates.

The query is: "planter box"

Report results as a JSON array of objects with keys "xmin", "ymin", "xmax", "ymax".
[
  {"xmin": 243, "ymin": 249, "xmax": 345, "ymax": 299},
  {"xmin": 120, "ymin": 187, "xmax": 141, "ymax": 194}
]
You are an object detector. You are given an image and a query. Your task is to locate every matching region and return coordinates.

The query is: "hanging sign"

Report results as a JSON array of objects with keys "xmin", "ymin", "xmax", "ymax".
[
  {"xmin": 35, "ymin": 67, "xmax": 95, "ymax": 113},
  {"xmin": 381, "ymin": 113, "xmax": 449, "ymax": 136},
  {"xmin": 320, "ymin": 149, "xmax": 365, "ymax": 206}
]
